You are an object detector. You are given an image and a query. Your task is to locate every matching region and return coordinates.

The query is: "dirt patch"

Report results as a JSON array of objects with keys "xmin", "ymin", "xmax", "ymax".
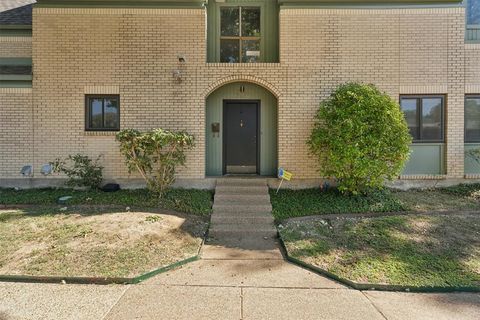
[{"xmin": 0, "ymin": 208, "xmax": 208, "ymax": 278}]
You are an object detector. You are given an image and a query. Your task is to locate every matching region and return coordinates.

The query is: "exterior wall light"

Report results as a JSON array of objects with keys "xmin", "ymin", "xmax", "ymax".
[
  {"xmin": 40, "ymin": 164, "xmax": 53, "ymax": 175},
  {"xmin": 177, "ymin": 54, "xmax": 186, "ymax": 64},
  {"xmin": 20, "ymin": 165, "xmax": 33, "ymax": 177}
]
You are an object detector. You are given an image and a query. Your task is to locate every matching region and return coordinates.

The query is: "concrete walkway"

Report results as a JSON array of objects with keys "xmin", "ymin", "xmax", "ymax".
[
  {"xmin": 1, "ymin": 259, "xmax": 479, "ymax": 320},
  {"xmin": 1, "ymin": 179, "xmax": 479, "ymax": 319}
]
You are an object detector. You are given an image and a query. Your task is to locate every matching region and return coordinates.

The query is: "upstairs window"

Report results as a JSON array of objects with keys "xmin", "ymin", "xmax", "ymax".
[
  {"xmin": 220, "ymin": 6, "xmax": 261, "ymax": 63},
  {"xmin": 85, "ymin": 95, "xmax": 120, "ymax": 131},
  {"xmin": 467, "ymin": 0, "xmax": 480, "ymax": 25},
  {"xmin": 466, "ymin": 96, "xmax": 480, "ymax": 142},
  {"xmin": 400, "ymin": 96, "xmax": 444, "ymax": 143}
]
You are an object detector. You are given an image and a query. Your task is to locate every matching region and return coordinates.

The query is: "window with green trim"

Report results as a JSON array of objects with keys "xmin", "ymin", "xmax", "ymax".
[
  {"xmin": 400, "ymin": 96, "xmax": 444, "ymax": 143},
  {"xmin": 85, "ymin": 95, "xmax": 120, "ymax": 131},
  {"xmin": 220, "ymin": 6, "xmax": 261, "ymax": 63},
  {"xmin": 465, "ymin": 95, "xmax": 480, "ymax": 142}
]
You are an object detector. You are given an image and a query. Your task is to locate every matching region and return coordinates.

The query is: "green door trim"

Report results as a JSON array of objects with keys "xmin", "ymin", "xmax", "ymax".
[{"xmin": 205, "ymin": 81, "xmax": 278, "ymax": 176}]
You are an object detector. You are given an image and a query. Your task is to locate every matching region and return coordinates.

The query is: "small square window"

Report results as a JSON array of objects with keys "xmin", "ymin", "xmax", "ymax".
[
  {"xmin": 219, "ymin": 6, "xmax": 261, "ymax": 63},
  {"xmin": 85, "ymin": 95, "xmax": 120, "ymax": 131},
  {"xmin": 400, "ymin": 96, "xmax": 444, "ymax": 143}
]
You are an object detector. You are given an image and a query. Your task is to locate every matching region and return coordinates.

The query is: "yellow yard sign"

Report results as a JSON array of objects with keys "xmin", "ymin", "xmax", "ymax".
[
  {"xmin": 277, "ymin": 168, "xmax": 293, "ymax": 193},
  {"xmin": 279, "ymin": 168, "xmax": 293, "ymax": 181}
]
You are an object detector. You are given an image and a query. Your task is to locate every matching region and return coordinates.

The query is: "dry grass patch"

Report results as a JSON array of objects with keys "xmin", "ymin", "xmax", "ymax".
[
  {"xmin": 280, "ymin": 214, "xmax": 480, "ymax": 288},
  {"xmin": 0, "ymin": 207, "xmax": 208, "ymax": 278}
]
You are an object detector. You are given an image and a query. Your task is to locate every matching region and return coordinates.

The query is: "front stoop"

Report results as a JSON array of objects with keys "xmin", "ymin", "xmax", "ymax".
[{"xmin": 202, "ymin": 178, "xmax": 282, "ymax": 260}]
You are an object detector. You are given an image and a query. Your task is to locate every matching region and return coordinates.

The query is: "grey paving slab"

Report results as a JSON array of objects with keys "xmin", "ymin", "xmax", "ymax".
[
  {"xmin": 104, "ymin": 285, "xmax": 241, "ymax": 320},
  {"xmin": 0, "ymin": 282, "xmax": 127, "ymax": 320},
  {"xmin": 365, "ymin": 291, "xmax": 480, "ymax": 320},
  {"xmin": 243, "ymin": 287, "xmax": 385, "ymax": 320},
  {"xmin": 202, "ymin": 243, "xmax": 283, "ymax": 260},
  {"xmin": 243, "ymin": 288, "xmax": 384, "ymax": 320},
  {"xmin": 142, "ymin": 259, "xmax": 344, "ymax": 289}
]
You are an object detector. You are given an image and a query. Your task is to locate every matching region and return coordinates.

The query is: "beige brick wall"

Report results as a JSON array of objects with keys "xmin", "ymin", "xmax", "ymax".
[
  {"xmin": 0, "ymin": 6, "xmax": 475, "ymax": 184},
  {"xmin": 0, "ymin": 88, "xmax": 33, "ymax": 178},
  {"xmin": 279, "ymin": 7, "xmax": 466, "ymax": 178},
  {"xmin": 466, "ymin": 44, "xmax": 480, "ymax": 92},
  {"xmin": 31, "ymin": 8, "xmax": 206, "ymax": 181}
]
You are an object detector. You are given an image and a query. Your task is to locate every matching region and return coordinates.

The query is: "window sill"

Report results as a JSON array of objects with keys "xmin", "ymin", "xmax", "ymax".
[
  {"xmin": 465, "ymin": 174, "xmax": 480, "ymax": 179},
  {"xmin": 84, "ymin": 131, "xmax": 117, "ymax": 137},
  {"xmin": 205, "ymin": 62, "xmax": 281, "ymax": 67},
  {"xmin": 399, "ymin": 175, "xmax": 447, "ymax": 180}
]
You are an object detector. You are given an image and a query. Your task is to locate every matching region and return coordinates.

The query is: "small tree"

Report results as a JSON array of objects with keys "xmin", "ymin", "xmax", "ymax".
[
  {"xmin": 51, "ymin": 154, "xmax": 104, "ymax": 189},
  {"xmin": 116, "ymin": 128, "xmax": 195, "ymax": 196},
  {"xmin": 307, "ymin": 83, "xmax": 411, "ymax": 194}
]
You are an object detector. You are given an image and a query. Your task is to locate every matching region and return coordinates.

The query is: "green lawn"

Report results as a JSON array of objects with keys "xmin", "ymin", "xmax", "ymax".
[
  {"xmin": 270, "ymin": 184, "xmax": 480, "ymax": 220},
  {"xmin": 279, "ymin": 214, "xmax": 480, "ymax": 288},
  {"xmin": 0, "ymin": 188, "xmax": 214, "ymax": 215}
]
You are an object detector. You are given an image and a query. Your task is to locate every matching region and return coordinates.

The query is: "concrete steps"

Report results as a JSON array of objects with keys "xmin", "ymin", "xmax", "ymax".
[
  {"xmin": 214, "ymin": 194, "xmax": 270, "ymax": 204},
  {"xmin": 211, "ymin": 215, "xmax": 274, "ymax": 225},
  {"xmin": 208, "ymin": 229, "xmax": 278, "ymax": 240},
  {"xmin": 212, "ymin": 204, "xmax": 272, "ymax": 213},
  {"xmin": 215, "ymin": 178, "xmax": 268, "ymax": 187},
  {"xmin": 204, "ymin": 178, "xmax": 280, "ymax": 260},
  {"xmin": 215, "ymin": 185, "xmax": 268, "ymax": 195}
]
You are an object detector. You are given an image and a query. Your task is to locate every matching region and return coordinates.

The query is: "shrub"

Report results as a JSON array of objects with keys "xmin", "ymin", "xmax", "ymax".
[
  {"xmin": 51, "ymin": 154, "xmax": 104, "ymax": 189},
  {"xmin": 116, "ymin": 128, "xmax": 195, "ymax": 196},
  {"xmin": 307, "ymin": 83, "xmax": 411, "ymax": 194}
]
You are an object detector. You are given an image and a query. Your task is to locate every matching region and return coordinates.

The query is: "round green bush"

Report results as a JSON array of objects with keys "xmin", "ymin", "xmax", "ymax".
[{"xmin": 307, "ymin": 83, "xmax": 412, "ymax": 194}]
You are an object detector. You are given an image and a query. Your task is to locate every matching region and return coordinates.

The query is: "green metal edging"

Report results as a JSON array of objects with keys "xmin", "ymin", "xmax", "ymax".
[
  {"xmin": 0, "ymin": 255, "xmax": 199, "ymax": 285},
  {"xmin": 277, "ymin": 232, "xmax": 480, "ymax": 293}
]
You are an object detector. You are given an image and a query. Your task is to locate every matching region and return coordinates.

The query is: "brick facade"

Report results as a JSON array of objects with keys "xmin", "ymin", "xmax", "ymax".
[
  {"xmin": 0, "ymin": 88, "xmax": 33, "ymax": 178},
  {"xmin": 0, "ymin": 6, "xmax": 479, "ymax": 186}
]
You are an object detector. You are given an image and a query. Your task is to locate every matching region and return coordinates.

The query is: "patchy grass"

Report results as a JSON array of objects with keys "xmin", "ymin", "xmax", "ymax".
[
  {"xmin": 271, "ymin": 184, "xmax": 480, "ymax": 220},
  {"xmin": 279, "ymin": 214, "xmax": 480, "ymax": 288},
  {"xmin": 0, "ymin": 207, "xmax": 208, "ymax": 278},
  {"xmin": 270, "ymin": 188, "xmax": 406, "ymax": 220},
  {"xmin": 0, "ymin": 188, "xmax": 213, "ymax": 215}
]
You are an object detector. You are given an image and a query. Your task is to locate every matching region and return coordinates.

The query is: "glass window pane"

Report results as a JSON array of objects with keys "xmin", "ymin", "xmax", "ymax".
[
  {"xmin": 220, "ymin": 39, "xmax": 240, "ymax": 63},
  {"xmin": 401, "ymin": 99, "xmax": 419, "ymax": 140},
  {"xmin": 242, "ymin": 7, "xmax": 261, "ymax": 37},
  {"xmin": 221, "ymin": 7, "xmax": 239, "ymax": 36},
  {"xmin": 104, "ymin": 98, "xmax": 119, "ymax": 129},
  {"xmin": 90, "ymin": 99, "xmax": 103, "ymax": 129},
  {"xmin": 242, "ymin": 39, "xmax": 260, "ymax": 63},
  {"xmin": 466, "ymin": 97, "xmax": 480, "ymax": 142},
  {"xmin": 421, "ymin": 98, "xmax": 443, "ymax": 141},
  {"xmin": 467, "ymin": 0, "xmax": 480, "ymax": 25}
]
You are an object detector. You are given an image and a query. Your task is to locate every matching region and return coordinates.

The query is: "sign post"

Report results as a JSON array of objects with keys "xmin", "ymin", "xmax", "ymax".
[{"xmin": 277, "ymin": 167, "xmax": 293, "ymax": 194}]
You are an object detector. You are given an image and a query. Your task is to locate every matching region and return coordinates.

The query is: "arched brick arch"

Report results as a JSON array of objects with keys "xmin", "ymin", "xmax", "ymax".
[{"xmin": 203, "ymin": 75, "xmax": 281, "ymax": 99}]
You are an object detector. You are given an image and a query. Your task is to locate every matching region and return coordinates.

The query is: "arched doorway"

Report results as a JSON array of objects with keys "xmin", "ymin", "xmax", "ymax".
[{"xmin": 206, "ymin": 82, "xmax": 278, "ymax": 176}]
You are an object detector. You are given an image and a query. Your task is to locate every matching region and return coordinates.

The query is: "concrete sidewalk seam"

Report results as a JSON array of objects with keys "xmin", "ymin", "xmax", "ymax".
[
  {"xmin": 361, "ymin": 291, "xmax": 388, "ymax": 320},
  {"xmin": 240, "ymin": 287, "xmax": 244, "ymax": 320},
  {"xmin": 101, "ymin": 285, "xmax": 130, "ymax": 320}
]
